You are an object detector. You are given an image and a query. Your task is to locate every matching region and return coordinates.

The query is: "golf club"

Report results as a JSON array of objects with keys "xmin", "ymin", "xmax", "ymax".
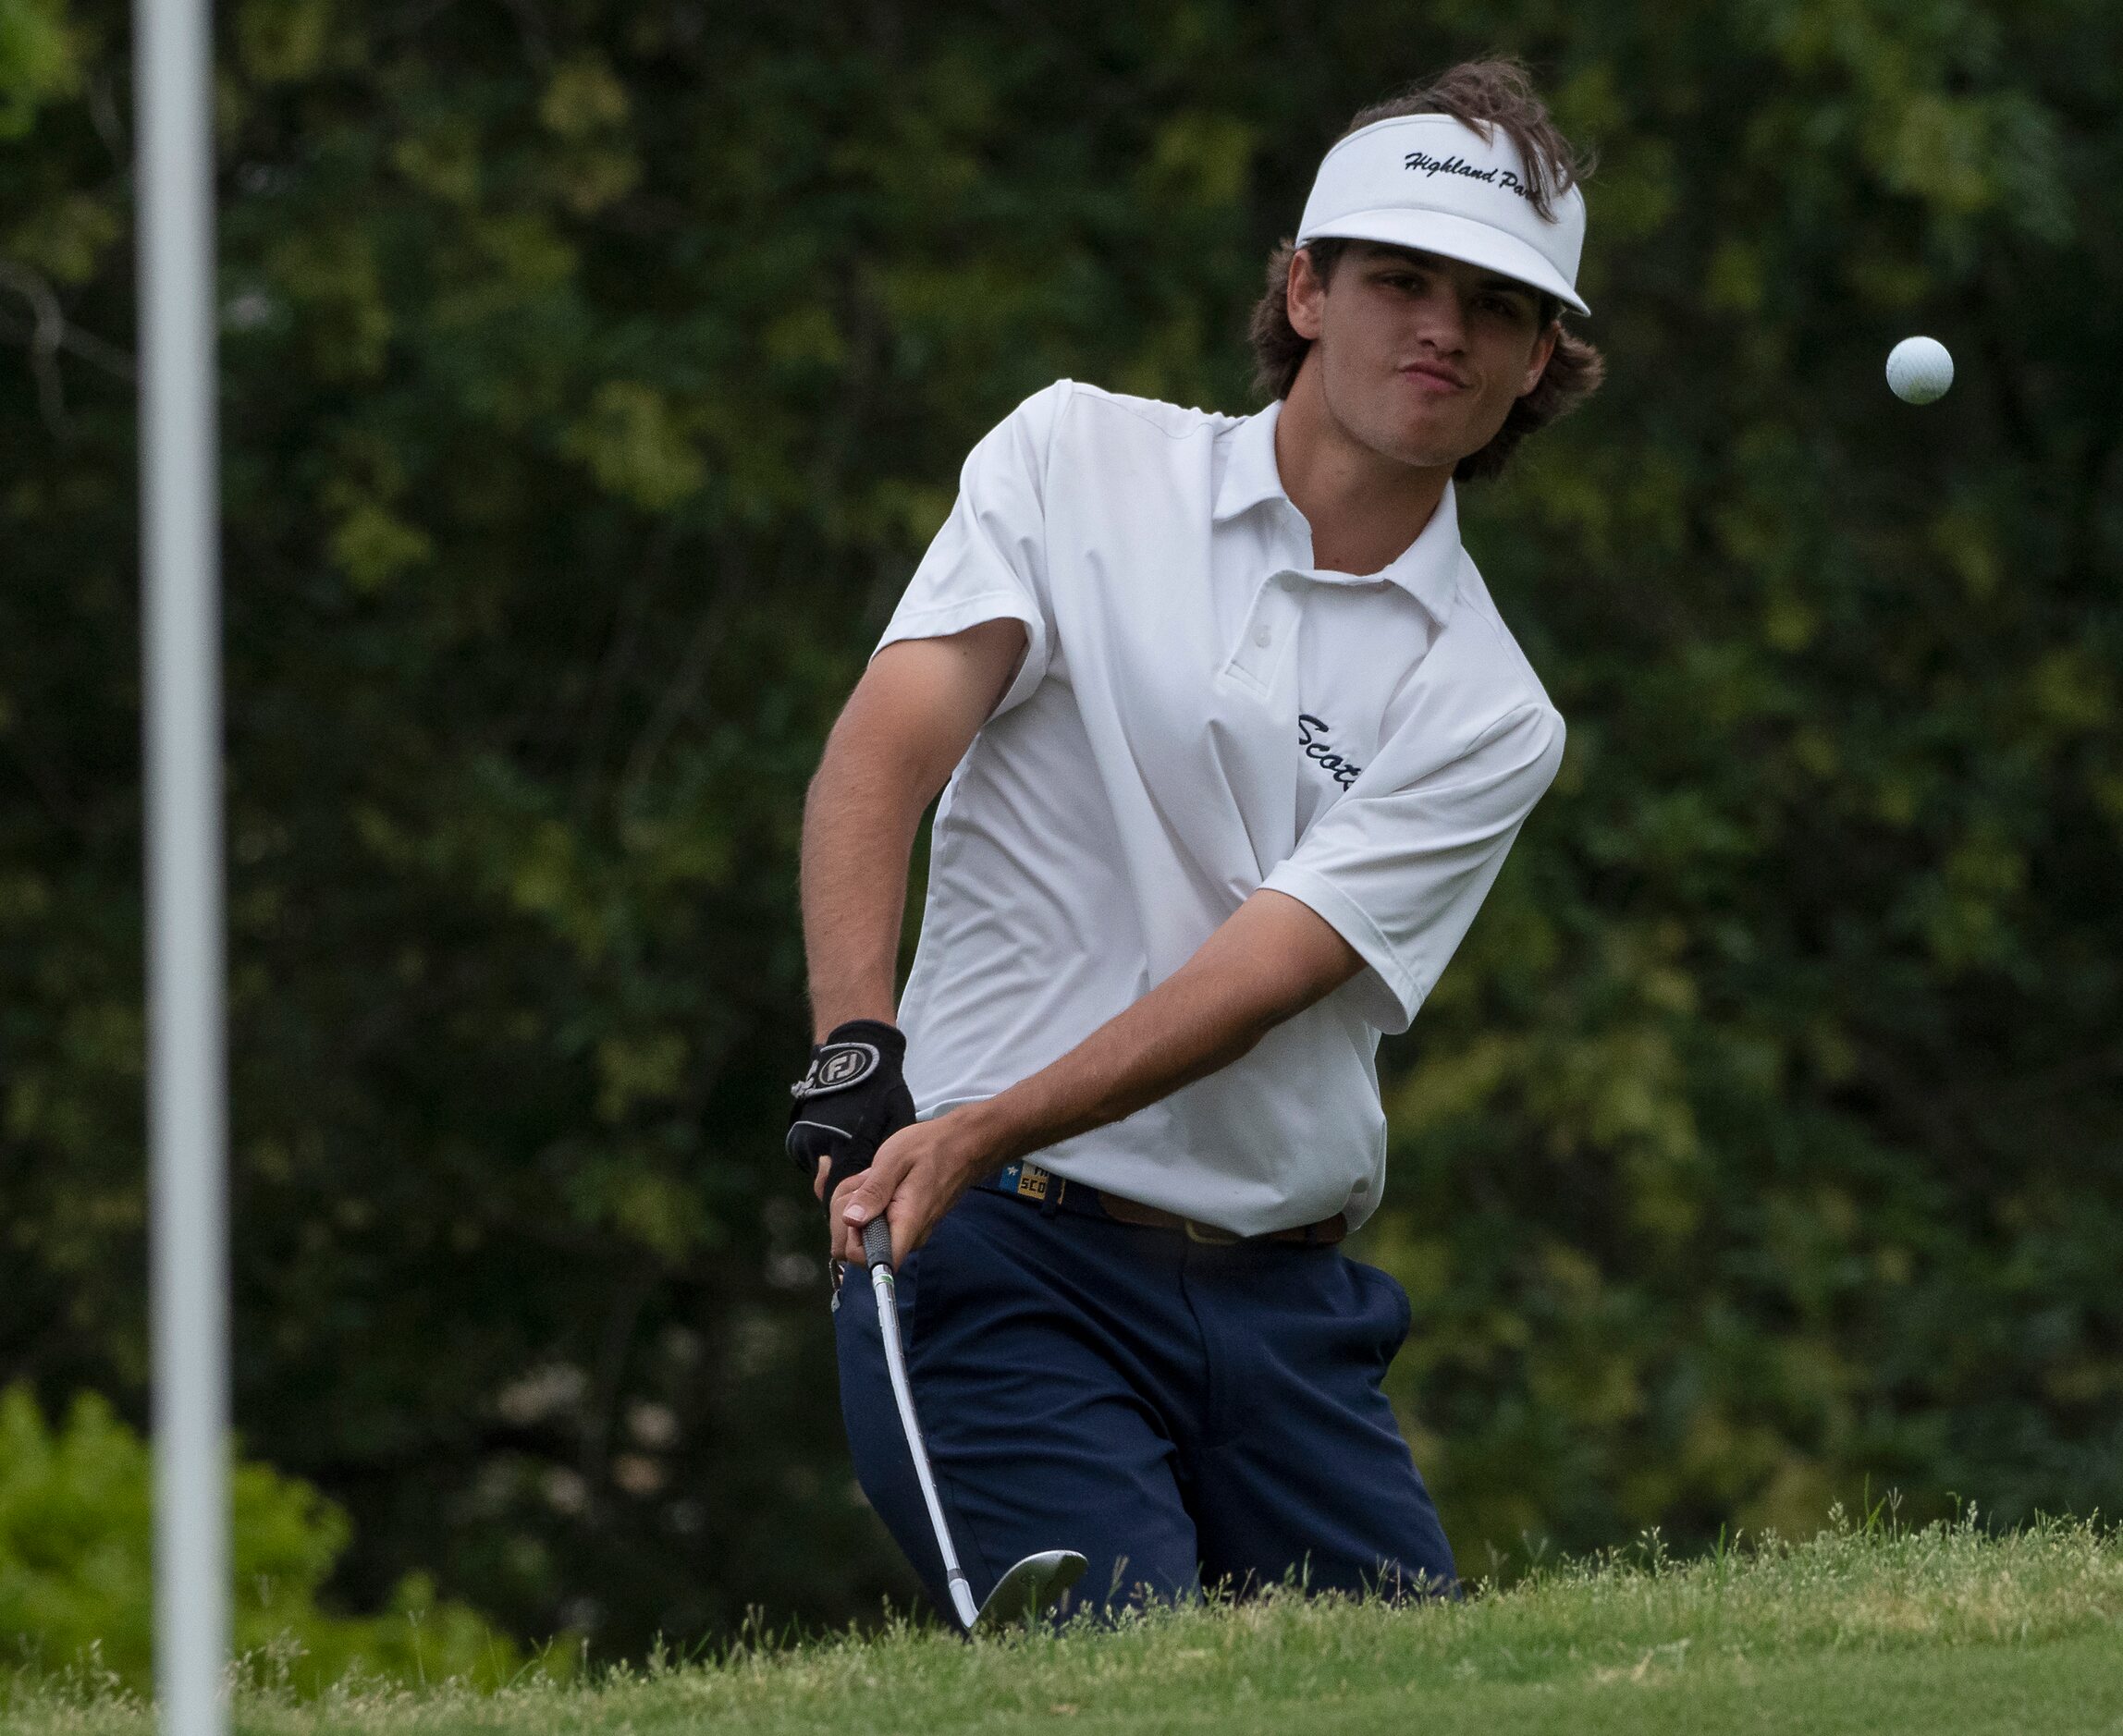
[{"xmin": 862, "ymin": 1217, "xmax": 1088, "ymax": 1632}]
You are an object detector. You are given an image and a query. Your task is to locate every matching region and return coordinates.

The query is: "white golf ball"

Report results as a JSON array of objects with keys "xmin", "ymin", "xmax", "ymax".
[{"xmin": 1886, "ymin": 336, "xmax": 1953, "ymax": 404}]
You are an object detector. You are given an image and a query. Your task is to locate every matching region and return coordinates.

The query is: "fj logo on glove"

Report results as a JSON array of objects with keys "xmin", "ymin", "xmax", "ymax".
[
  {"xmin": 793, "ymin": 1041, "xmax": 880, "ymax": 1098},
  {"xmin": 787, "ymin": 1021, "xmax": 914, "ymax": 1203}
]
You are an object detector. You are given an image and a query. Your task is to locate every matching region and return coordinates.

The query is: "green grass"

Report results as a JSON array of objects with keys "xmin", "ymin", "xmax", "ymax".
[{"xmin": 9, "ymin": 1515, "xmax": 2121, "ymax": 1735}]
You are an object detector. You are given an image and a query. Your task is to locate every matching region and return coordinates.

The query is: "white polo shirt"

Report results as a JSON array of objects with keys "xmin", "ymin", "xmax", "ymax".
[{"xmin": 879, "ymin": 380, "xmax": 1564, "ymax": 1237}]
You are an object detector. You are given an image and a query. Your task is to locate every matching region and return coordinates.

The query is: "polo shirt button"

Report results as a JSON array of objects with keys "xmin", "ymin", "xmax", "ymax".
[{"xmin": 1253, "ymin": 625, "xmax": 1272, "ymax": 648}]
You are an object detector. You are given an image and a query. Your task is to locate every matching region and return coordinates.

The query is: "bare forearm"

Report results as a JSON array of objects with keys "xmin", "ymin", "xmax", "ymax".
[
  {"xmin": 968, "ymin": 890, "xmax": 1361, "ymax": 1167},
  {"xmin": 973, "ymin": 977, "xmax": 1270, "ymax": 1165},
  {"xmin": 835, "ymin": 889, "xmax": 1364, "ymax": 1263},
  {"xmin": 798, "ymin": 736, "xmax": 925, "ymax": 1039}
]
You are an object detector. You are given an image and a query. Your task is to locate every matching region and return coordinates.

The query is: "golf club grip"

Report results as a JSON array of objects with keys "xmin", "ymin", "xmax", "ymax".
[{"xmin": 863, "ymin": 1217, "xmax": 893, "ymax": 1270}]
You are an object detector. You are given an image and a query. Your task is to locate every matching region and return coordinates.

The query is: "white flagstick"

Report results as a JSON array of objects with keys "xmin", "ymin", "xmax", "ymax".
[{"xmin": 134, "ymin": 0, "xmax": 229, "ymax": 1728}]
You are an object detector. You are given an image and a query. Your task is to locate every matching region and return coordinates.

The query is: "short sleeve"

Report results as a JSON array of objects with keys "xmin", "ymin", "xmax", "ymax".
[
  {"xmin": 1262, "ymin": 703, "xmax": 1565, "ymax": 1034},
  {"xmin": 875, "ymin": 381, "xmax": 1070, "ymax": 719}
]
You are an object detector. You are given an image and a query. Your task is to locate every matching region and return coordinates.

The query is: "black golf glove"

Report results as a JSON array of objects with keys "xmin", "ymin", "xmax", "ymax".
[{"xmin": 787, "ymin": 1020, "xmax": 915, "ymax": 1212}]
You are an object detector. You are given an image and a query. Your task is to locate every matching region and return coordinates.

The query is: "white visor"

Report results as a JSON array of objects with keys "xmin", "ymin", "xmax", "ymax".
[{"xmin": 1295, "ymin": 114, "xmax": 1590, "ymax": 316}]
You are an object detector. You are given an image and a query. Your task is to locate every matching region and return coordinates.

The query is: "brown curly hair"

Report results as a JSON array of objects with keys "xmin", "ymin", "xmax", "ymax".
[{"xmin": 1248, "ymin": 59, "xmax": 1606, "ymax": 483}]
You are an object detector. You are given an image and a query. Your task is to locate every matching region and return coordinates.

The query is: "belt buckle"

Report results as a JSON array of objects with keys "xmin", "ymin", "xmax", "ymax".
[{"xmin": 1184, "ymin": 1217, "xmax": 1240, "ymax": 1246}]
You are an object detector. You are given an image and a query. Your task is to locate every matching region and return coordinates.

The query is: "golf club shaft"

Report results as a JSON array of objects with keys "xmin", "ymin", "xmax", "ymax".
[{"xmin": 864, "ymin": 1218, "xmax": 979, "ymax": 1629}]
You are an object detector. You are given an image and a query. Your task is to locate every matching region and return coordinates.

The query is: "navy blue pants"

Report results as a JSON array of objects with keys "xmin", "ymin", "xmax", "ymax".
[{"xmin": 834, "ymin": 1181, "xmax": 1456, "ymax": 1616}]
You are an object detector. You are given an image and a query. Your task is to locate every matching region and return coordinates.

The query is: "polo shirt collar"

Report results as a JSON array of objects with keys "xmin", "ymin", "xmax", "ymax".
[
  {"xmin": 1212, "ymin": 398, "xmax": 1292, "ymax": 523},
  {"xmin": 1213, "ymin": 399, "xmax": 1464, "ymax": 622}
]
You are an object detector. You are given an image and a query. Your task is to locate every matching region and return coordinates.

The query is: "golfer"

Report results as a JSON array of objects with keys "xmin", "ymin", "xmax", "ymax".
[{"xmin": 789, "ymin": 59, "xmax": 1604, "ymax": 1614}]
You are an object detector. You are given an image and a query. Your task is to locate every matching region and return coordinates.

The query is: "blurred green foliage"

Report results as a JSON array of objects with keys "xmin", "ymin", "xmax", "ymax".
[
  {"xmin": 0, "ymin": 0, "xmax": 2117, "ymax": 1662},
  {"xmin": 0, "ymin": 1385, "xmax": 522, "ymax": 1692}
]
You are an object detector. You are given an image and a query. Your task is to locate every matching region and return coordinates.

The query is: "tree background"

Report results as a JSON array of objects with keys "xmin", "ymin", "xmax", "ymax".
[{"xmin": 2, "ymin": 0, "xmax": 2117, "ymax": 1660}]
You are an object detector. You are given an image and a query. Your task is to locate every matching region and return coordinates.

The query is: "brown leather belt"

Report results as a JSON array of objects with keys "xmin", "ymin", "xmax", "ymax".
[{"xmin": 987, "ymin": 1160, "xmax": 1347, "ymax": 1247}]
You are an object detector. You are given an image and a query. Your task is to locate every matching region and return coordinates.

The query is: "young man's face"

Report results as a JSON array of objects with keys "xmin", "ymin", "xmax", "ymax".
[{"xmin": 1287, "ymin": 241, "xmax": 1559, "ymax": 472}]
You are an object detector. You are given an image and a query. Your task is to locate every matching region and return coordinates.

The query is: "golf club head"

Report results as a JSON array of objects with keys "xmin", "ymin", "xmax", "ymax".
[{"xmin": 971, "ymin": 1548, "xmax": 1088, "ymax": 1633}]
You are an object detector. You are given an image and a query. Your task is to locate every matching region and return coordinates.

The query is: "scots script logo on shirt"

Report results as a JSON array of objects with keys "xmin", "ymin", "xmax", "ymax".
[{"xmin": 1298, "ymin": 714, "xmax": 1362, "ymax": 789}]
